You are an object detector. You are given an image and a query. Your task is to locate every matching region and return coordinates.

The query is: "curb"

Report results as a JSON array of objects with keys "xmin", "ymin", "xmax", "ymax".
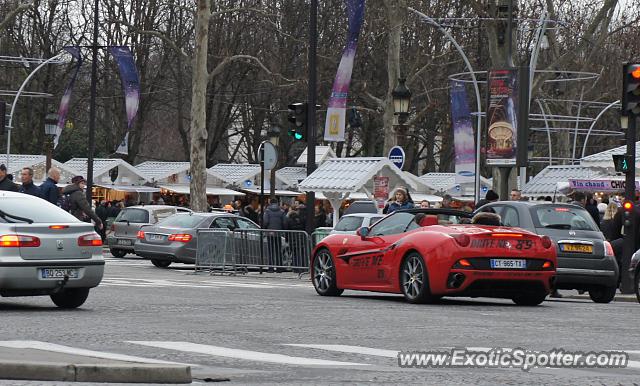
[
  {"xmin": 0, "ymin": 360, "xmax": 192, "ymax": 383},
  {"xmin": 562, "ymin": 295, "xmax": 638, "ymax": 303}
]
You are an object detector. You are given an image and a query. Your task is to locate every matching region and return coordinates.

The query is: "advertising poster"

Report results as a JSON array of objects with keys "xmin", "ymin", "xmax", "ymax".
[
  {"xmin": 450, "ymin": 80, "xmax": 475, "ymax": 183},
  {"xmin": 373, "ymin": 176, "xmax": 389, "ymax": 209},
  {"xmin": 486, "ymin": 69, "xmax": 518, "ymax": 165}
]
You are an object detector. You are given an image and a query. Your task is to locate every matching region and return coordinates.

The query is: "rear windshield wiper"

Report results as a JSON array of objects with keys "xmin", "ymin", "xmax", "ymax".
[
  {"xmin": 0, "ymin": 209, "xmax": 34, "ymax": 224},
  {"xmin": 543, "ymin": 223, "xmax": 571, "ymax": 230}
]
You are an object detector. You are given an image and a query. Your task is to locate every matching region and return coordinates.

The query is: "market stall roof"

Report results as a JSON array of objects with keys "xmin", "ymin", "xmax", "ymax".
[
  {"xmin": 207, "ymin": 163, "xmax": 261, "ymax": 185},
  {"xmin": 239, "ymin": 188, "xmax": 300, "ymax": 197},
  {"xmin": 2, "ymin": 156, "xmax": 81, "ymax": 184},
  {"xmin": 298, "ymin": 157, "xmax": 417, "ymax": 194},
  {"xmin": 135, "ymin": 161, "xmax": 190, "ymax": 182},
  {"xmin": 296, "ymin": 146, "xmax": 336, "ymax": 166},
  {"xmin": 0, "ymin": 154, "xmax": 45, "ymax": 173},
  {"xmin": 96, "ymin": 184, "xmax": 160, "ymax": 193},
  {"xmin": 419, "ymin": 172, "xmax": 491, "ymax": 193},
  {"xmin": 159, "ymin": 184, "xmax": 244, "ymax": 196},
  {"xmin": 581, "ymin": 140, "xmax": 640, "ymax": 169},
  {"xmin": 275, "ymin": 167, "xmax": 307, "ymax": 187},
  {"xmin": 522, "ymin": 165, "xmax": 609, "ymax": 197},
  {"xmin": 64, "ymin": 158, "xmax": 149, "ymax": 185}
]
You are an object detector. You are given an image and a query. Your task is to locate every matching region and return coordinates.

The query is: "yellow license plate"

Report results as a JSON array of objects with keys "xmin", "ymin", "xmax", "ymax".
[{"xmin": 561, "ymin": 244, "xmax": 593, "ymax": 253}]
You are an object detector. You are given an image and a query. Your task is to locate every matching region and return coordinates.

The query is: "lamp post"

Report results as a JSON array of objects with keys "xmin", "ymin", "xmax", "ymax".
[
  {"xmin": 392, "ymin": 78, "xmax": 412, "ymax": 169},
  {"xmin": 268, "ymin": 125, "xmax": 281, "ymax": 199},
  {"xmin": 44, "ymin": 112, "xmax": 58, "ymax": 173}
]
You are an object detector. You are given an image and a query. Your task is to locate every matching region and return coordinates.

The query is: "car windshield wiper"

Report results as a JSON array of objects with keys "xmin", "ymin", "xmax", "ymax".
[
  {"xmin": 0, "ymin": 209, "xmax": 34, "ymax": 224},
  {"xmin": 543, "ymin": 223, "xmax": 571, "ymax": 230}
]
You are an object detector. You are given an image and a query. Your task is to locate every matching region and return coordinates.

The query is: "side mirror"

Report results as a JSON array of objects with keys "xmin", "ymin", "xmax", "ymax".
[{"xmin": 357, "ymin": 226, "xmax": 370, "ymax": 239}]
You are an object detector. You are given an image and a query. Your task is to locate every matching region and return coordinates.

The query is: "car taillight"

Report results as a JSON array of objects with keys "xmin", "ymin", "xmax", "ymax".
[
  {"xmin": 137, "ymin": 231, "xmax": 145, "ymax": 240},
  {"xmin": 168, "ymin": 234, "xmax": 192, "ymax": 242},
  {"xmin": 0, "ymin": 235, "xmax": 41, "ymax": 247},
  {"xmin": 49, "ymin": 225, "xmax": 69, "ymax": 230},
  {"xmin": 542, "ymin": 260, "xmax": 554, "ymax": 270},
  {"xmin": 541, "ymin": 236, "xmax": 552, "ymax": 249},
  {"xmin": 452, "ymin": 234, "xmax": 470, "ymax": 247},
  {"xmin": 78, "ymin": 233, "xmax": 102, "ymax": 247},
  {"xmin": 604, "ymin": 241, "xmax": 615, "ymax": 257},
  {"xmin": 453, "ymin": 258, "xmax": 473, "ymax": 269}
]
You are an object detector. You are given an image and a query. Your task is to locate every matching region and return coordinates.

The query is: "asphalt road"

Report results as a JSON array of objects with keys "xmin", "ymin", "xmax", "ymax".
[{"xmin": 1, "ymin": 253, "xmax": 639, "ymax": 385}]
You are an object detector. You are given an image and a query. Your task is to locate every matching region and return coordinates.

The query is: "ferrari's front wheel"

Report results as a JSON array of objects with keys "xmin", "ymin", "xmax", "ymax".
[
  {"xmin": 312, "ymin": 249, "xmax": 343, "ymax": 296},
  {"xmin": 400, "ymin": 252, "xmax": 438, "ymax": 304},
  {"xmin": 512, "ymin": 292, "xmax": 547, "ymax": 306}
]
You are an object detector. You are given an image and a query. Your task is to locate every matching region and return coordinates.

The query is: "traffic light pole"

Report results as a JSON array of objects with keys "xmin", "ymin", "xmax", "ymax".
[
  {"xmin": 305, "ymin": 0, "xmax": 317, "ymax": 235},
  {"xmin": 621, "ymin": 115, "xmax": 636, "ymax": 294}
]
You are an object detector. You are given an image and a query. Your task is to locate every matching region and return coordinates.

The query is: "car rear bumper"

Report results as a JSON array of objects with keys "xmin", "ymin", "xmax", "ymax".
[
  {"xmin": 0, "ymin": 259, "xmax": 104, "ymax": 294},
  {"xmin": 555, "ymin": 255, "xmax": 619, "ymax": 289},
  {"xmin": 440, "ymin": 270, "xmax": 555, "ymax": 298},
  {"xmin": 107, "ymin": 236, "xmax": 136, "ymax": 251},
  {"xmin": 134, "ymin": 244, "xmax": 195, "ymax": 264}
]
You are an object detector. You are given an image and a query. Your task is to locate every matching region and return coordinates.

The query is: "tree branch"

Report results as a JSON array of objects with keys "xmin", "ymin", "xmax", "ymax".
[
  {"xmin": 207, "ymin": 54, "xmax": 295, "ymax": 83},
  {"xmin": 0, "ymin": 1, "xmax": 34, "ymax": 31}
]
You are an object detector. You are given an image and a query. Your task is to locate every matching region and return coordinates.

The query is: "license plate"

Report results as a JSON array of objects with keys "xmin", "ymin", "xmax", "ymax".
[
  {"xmin": 117, "ymin": 239, "xmax": 132, "ymax": 246},
  {"xmin": 149, "ymin": 234, "xmax": 166, "ymax": 241},
  {"xmin": 490, "ymin": 259, "xmax": 527, "ymax": 269},
  {"xmin": 40, "ymin": 268, "xmax": 79, "ymax": 279},
  {"xmin": 560, "ymin": 244, "xmax": 593, "ymax": 253}
]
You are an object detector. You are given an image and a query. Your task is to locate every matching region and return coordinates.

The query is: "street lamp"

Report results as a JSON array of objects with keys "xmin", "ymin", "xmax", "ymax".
[
  {"xmin": 44, "ymin": 112, "xmax": 58, "ymax": 173},
  {"xmin": 268, "ymin": 125, "xmax": 281, "ymax": 147},
  {"xmin": 392, "ymin": 78, "xmax": 412, "ymax": 125},
  {"xmin": 267, "ymin": 125, "xmax": 281, "ymax": 199}
]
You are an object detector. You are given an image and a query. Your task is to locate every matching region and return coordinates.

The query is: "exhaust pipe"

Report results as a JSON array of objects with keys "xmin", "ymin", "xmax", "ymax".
[{"xmin": 447, "ymin": 273, "xmax": 465, "ymax": 289}]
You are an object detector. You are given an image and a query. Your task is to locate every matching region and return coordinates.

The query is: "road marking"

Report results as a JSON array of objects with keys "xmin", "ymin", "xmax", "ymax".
[
  {"xmin": 285, "ymin": 344, "xmax": 399, "ymax": 358},
  {"xmin": 0, "ymin": 340, "xmax": 188, "ymax": 365},
  {"xmin": 127, "ymin": 341, "xmax": 370, "ymax": 367},
  {"xmin": 100, "ymin": 277, "xmax": 309, "ymax": 289}
]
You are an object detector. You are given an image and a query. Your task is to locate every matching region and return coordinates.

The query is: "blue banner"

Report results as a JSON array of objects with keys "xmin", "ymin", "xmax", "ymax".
[
  {"xmin": 109, "ymin": 46, "xmax": 140, "ymax": 155},
  {"xmin": 450, "ymin": 80, "xmax": 476, "ymax": 183},
  {"xmin": 54, "ymin": 47, "xmax": 83, "ymax": 149}
]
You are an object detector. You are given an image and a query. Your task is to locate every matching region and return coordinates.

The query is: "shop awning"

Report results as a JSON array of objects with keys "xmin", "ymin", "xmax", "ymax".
[
  {"xmin": 239, "ymin": 188, "xmax": 300, "ymax": 197},
  {"xmin": 160, "ymin": 185, "xmax": 244, "ymax": 196},
  {"xmin": 96, "ymin": 184, "xmax": 160, "ymax": 193}
]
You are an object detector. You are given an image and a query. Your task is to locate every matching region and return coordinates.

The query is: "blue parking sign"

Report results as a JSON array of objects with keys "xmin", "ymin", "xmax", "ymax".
[{"xmin": 388, "ymin": 146, "xmax": 405, "ymax": 169}]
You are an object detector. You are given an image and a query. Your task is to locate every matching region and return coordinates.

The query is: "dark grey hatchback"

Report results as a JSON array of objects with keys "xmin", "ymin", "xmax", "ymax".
[{"xmin": 478, "ymin": 201, "xmax": 618, "ymax": 303}]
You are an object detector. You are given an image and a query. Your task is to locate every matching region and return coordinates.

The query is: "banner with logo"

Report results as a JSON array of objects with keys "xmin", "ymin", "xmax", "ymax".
[
  {"xmin": 450, "ymin": 80, "xmax": 475, "ymax": 183},
  {"xmin": 486, "ymin": 69, "xmax": 518, "ymax": 165},
  {"xmin": 569, "ymin": 179, "xmax": 640, "ymax": 192},
  {"xmin": 324, "ymin": 0, "xmax": 366, "ymax": 142},
  {"xmin": 373, "ymin": 176, "xmax": 389, "ymax": 209},
  {"xmin": 109, "ymin": 46, "xmax": 140, "ymax": 155},
  {"xmin": 54, "ymin": 46, "xmax": 83, "ymax": 149}
]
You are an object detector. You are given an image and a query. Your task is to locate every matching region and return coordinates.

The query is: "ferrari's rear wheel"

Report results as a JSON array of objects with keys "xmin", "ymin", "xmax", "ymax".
[
  {"xmin": 512, "ymin": 293, "xmax": 547, "ymax": 306},
  {"xmin": 312, "ymin": 249, "xmax": 343, "ymax": 296},
  {"xmin": 400, "ymin": 252, "xmax": 438, "ymax": 304}
]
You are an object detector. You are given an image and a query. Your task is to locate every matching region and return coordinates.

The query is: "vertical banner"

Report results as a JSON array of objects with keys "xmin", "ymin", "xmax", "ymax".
[
  {"xmin": 486, "ymin": 69, "xmax": 518, "ymax": 165},
  {"xmin": 109, "ymin": 46, "xmax": 140, "ymax": 155},
  {"xmin": 54, "ymin": 46, "xmax": 83, "ymax": 148},
  {"xmin": 450, "ymin": 80, "xmax": 475, "ymax": 183},
  {"xmin": 324, "ymin": 0, "xmax": 366, "ymax": 142},
  {"xmin": 373, "ymin": 176, "xmax": 389, "ymax": 209}
]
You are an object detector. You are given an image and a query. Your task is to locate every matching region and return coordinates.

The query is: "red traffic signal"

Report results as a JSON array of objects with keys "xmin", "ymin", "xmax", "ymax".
[
  {"xmin": 623, "ymin": 201, "xmax": 634, "ymax": 211},
  {"xmin": 633, "ymin": 67, "xmax": 640, "ymax": 79},
  {"xmin": 623, "ymin": 63, "xmax": 640, "ymax": 116}
]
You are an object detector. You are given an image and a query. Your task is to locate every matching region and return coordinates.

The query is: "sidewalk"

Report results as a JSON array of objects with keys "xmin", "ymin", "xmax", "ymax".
[
  {"xmin": 0, "ymin": 346, "xmax": 191, "ymax": 383},
  {"xmin": 558, "ymin": 291, "xmax": 638, "ymax": 303}
]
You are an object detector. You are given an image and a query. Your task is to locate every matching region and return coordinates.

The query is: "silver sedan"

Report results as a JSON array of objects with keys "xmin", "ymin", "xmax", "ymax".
[{"xmin": 0, "ymin": 191, "xmax": 104, "ymax": 308}]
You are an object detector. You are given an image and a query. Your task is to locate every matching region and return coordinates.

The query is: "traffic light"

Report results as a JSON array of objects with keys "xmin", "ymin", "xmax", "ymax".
[
  {"xmin": 623, "ymin": 200, "xmax": 634, "ymax": 227},
  {"xmin": 622, "ymin": 63, "xmax": 640, "ymax": 116},
  {"xmin": 613, "ymin": 154, "xmax": 631, "ymax": 173},
  {"xmin": 287, "ymin": 102, "xmax": 307, "ymax": 141}
]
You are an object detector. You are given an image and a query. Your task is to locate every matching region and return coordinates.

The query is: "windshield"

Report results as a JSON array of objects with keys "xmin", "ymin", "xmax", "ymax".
[
  {"xmin": 531, "ymin": 205, "xmax": 599, "ymax": 231},
  {"xmin": 0, "ymin": 196, "xmax": 79, "ymax": 223},
  {"xmin": 334, "ymin": 216, "xmax": 364, "ymax": 231},
  {"xmin": 116, "ymin": 208, "xmax": 150, "ymax": 223},
  {"xmin": 157, "ymin": 214, "xmax": 207, "ymax": 228}
]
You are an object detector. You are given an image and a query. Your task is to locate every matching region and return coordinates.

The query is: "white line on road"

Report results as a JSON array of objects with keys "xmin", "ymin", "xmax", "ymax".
[
  {"xmin": 127, "ymin": 341, "xmax": 370, "ymax": 367},
  {"xmin": 0, "ymin": 340, "xmax": 189, "ymax": 365},
  {"xmin": 285, "ymin": 344, "xmax": 399, "ymax": 358}
]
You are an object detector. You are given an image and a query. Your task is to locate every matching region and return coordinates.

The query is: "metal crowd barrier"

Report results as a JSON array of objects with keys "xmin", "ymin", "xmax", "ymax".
[
  {"xmin": 311, "ymin": 227, "xmax": 333, "ymax": 246},
  {"xmin": 195, "ymin": 229, "xmax": 312, "ymax": 275}
]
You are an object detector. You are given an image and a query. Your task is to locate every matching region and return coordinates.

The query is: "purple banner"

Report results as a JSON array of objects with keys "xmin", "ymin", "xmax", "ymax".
[
  {"xmin": 109, "ymin": 46, "xmax": 140, "ymax": 155},
  {"xmin": 450, "ymin": 80, "xmax": 475, "ymax": 183},
  {"xmin": 54, "ymin": 46, "xmax": 83, "ymax": 148},
  {"xmin": 324, "ymin": 0, "xmax": 366, "ymax": 142}
]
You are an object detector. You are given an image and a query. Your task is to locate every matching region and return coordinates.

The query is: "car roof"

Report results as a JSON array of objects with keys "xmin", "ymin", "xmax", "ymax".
[
  {"xmin": 125, "ymin": 205, "xmax": 186, "ymax": 210},
  {"xmin": 341, "ymin": 213, "xmax": 384, "ymax": 219},
  {"xmin": 485, "ymin": 201, "xmax": 585, "ymax": 209}
]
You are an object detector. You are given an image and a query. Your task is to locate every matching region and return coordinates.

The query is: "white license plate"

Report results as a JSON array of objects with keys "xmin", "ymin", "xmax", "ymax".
[
  {"xmin": 40, "ymin": 268, "xmax": 79, "ymax": 279},
  {"xmin": 490, "ymin": 259, "xmax": 526, "ymax": 269},
  {"xmin": 117, "ymin": 239, "xmax": 132, "ymax": 246},
  {"xmin": 149, "ymin": 234, "xmax": 165, "ymax": 241}
]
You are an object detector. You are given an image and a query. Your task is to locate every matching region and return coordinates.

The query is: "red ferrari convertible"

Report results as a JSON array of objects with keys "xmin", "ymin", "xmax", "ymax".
[{"xmin": 312, "ymin": 209, "xmax": 557, "ymax": 306}]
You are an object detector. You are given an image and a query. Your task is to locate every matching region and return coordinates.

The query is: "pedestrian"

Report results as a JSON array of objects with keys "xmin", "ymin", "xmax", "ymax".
[
  {"xmin": 568, "ymin": 191, "xmax": 586, "ymax": 207},
  {"xmin": 95, "ymin": 201, "xmax": 109, "ymax": 240},
  {"xmin": 243, "ymin": 197, "xmax": 260, "ymax": 224},
  {"xmin": 62, "ymin": 176, "xmax": 103, "ymax": 230},
  {"xmin": 286, "ymin": 200, "xmax": 307, "ymax": 231},
  {"xmin": 40, "ymin": 167, "xmax": 61, "ymax": 205},
  {"xmin": 18, "ymin": 167, "xmax": 41, "ymax": 197},
  {"xmin": 314, "ymin": 205, "xmax": 326, "ymax": 229},
  {"xmin": 585, "ymin": 193, "xmax": 600, "ymax": 225},
  {"xmin": 387, "ymin": 188, "xmax": 413, "ymax": 214},
  {"xmin": 0, "ymin": 164, "xmax": 18, "ymax": 191},
  {"xmin": 419, "ymin": 200, "xmax": 430, "ymax": 208},
  {"xmin": 441, "ymin": 194, "xmax": 453, "ymax": 209},
  {"xmin": 600, "ymin": 203, "xmax": 620, "ymax": 241},
  {"xmin": 476, "ymin": 189, "xmax": 499, "ymax": 208},
  {"xmin": 263, "ymin": 198, "xmax": 287, "ymax": 270},
  {"xmin": 510, "ymin": 189, "xmax": 523, "ymax": 201}
]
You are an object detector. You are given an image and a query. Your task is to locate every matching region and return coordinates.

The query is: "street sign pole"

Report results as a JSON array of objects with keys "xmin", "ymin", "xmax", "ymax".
[
  {"xmin": 621, "ymin": 115, "xmax": 636, "ymax": 293},
  {"xmin": 305, "ymin": 0, "xmax": 318, "ymax": 235}
]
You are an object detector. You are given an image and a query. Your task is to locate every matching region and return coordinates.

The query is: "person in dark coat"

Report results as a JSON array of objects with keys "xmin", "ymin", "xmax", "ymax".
[
  {"xmin": 0, "ymin": 164, "xmax": 18, "ymax": 192},
  {"xmin": 476, "ymin": 189, "xmax": 499, "ymax": 208},
  {"xmin": 18, "ymin": 167, "xmax": 41, "ymax": 197},
  {"xmin": 584, "ymin": 193, "xmax": 600, "ymax": 225},
  {"xmin": 40, "ymin": 167, "xmax": 61, "ymax": 205},
  {"xmin": 599, "ymin": 203, "xmax": 620, "ymax": 241},
  {"xmin": 95, "ymin": 201, "xmax": 109, "ymax": 240},
  {"xmin": 62, "ymin": 176, "xmax": 103, "ymax": 230},
  {"xmin": 262, "ymin": 198, "xmax": 286, "ymax": 270},
  {"xmin": 243, "ymin": 198, "xmax": 260, "ymax": 224},
  {"xmin": 286, "ymin": 200, "xmax": 307, "ymax": 231},
  {"xmin": 314, "ymin": 205, "xmax": 327, "ymax": 229},
  {"xmin": 387, "ymin": 188, "xmax": 414, "ymax": 214}
]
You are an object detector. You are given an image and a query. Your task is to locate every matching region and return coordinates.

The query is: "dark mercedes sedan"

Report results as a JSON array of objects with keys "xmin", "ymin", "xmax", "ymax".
[{"xmin": 477, "ymin": 201, "xmax": 619, "ymax": 303}]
